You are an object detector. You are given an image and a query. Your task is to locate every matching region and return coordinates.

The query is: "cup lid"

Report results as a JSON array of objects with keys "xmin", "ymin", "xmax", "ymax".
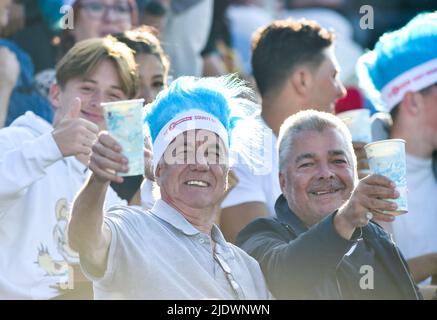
[
  {"xmin": 101, "ymin": 98, "xmax": 145, "ymax": 107},
  {"xmin": 364, "ymin": 138, "xmax": 405, "ymax": 149}
]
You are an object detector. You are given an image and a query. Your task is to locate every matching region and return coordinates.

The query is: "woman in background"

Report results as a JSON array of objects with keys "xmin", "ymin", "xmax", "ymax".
[{"xmin": 112, "ymin": 25, "xmax": 170, "ymax": 205}]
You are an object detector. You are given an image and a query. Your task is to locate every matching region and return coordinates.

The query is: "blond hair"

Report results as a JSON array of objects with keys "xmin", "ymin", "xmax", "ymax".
[{"xmin": 56, "ymin": 36, "xmax": 139, "ymax": 98}]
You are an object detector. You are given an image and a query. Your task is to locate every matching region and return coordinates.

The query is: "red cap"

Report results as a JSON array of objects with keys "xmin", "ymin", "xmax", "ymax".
[{"xmin": 335, "ymin": 86, "xmax": 364, "ymax": 114}]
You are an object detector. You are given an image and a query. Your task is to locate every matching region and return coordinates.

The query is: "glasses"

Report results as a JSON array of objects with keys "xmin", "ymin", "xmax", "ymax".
[{"xmin": 80, "ymin": 1, "xmax": 132, "ymax": 21}]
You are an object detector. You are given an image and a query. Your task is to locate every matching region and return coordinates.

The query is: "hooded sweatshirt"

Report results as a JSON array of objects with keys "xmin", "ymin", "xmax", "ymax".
[{"xmin": 0, "ymin": 111, "xmax": 125, "ymax": 299}]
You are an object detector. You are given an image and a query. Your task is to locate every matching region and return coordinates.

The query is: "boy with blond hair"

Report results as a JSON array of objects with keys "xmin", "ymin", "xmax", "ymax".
[{"xmin": 0, "ymin": 36, "xmax": 138, "ymax": 299}]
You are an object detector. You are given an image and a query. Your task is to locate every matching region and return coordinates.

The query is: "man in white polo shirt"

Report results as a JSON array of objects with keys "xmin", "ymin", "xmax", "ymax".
[{"xmin": 68, "ymin": 76, "xmax": 272, "ymax": 299}]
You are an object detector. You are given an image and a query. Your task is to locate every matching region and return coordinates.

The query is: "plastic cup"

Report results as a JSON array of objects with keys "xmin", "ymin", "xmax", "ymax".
[
  {"xmin": 102, "ymin": 99, "xmax": 145, "ymax": 177},
  {"xmin": 337, "ymin": 109, "xmax": 372, "ymax": 143},
  {"xmin": 364, "ymin": 139, "xmax": 408, "ymax": 215}
]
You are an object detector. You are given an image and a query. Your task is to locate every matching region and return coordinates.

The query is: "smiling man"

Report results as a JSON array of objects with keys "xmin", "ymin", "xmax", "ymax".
[
  {"xmin": 68, "ymin": 76, "xmax": 272, "ymax": 299},
  {"xmin": 220, "ymin": 18, "xmax": 347, "ymax": 243},
  {"xmin": 236, "ymin": 110, "xmax": 421, "ymax": 300},
  {"xmin": 0, "ymin": 36, "xmax": 137, "ymax": 299}
]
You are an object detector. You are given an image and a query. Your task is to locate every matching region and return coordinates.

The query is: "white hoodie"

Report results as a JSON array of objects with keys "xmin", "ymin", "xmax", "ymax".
[{"xmin": 0, "ymin": 111, "xmax": 126, "ymax": 299}]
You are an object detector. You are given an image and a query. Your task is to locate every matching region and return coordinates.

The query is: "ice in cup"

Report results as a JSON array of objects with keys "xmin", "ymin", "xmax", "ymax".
[
  {"xmin": 364, "ymin": 139, "xmax": 408, "ymax": 215},
  {"xmin": 102, "ymin": 99, "xmax": 145, "ymax": 177},
  {"xmin": 337, "ymin": 109, "xmax": 372, "ymax": 143}
]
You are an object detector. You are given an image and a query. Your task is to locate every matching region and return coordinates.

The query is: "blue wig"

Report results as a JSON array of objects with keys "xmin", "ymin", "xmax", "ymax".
[
  {"xmin": 357, "ymin": 11, "xmax": 437, "ymax": 111},
  {"xmin": 144, "ymin": 75, "xmax": 271, "ymax": 173},
  {"xmin": 144, "ymin": 75, "xmax": 256, "ymax": 147}
]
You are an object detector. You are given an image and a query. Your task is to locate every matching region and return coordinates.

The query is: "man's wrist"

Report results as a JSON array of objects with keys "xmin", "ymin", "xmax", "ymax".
[
  {"xmin": 89, "ymin": 172, "xmax": 111, "ymax": 187},
  {"xmin": 334, "ymin": 208, "xmax": 356, "ymax": 240}
]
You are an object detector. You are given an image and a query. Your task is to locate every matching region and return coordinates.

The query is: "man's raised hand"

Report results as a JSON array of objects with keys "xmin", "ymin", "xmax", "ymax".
[{"xmin": 52, "ymin": 97, "xmax": 99, "ymax": 157}]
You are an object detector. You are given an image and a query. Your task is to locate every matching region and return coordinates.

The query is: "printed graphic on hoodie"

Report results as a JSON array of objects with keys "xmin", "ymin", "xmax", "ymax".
[{"xmin": 35, "ymin": 198, "xmax": 78, "ymax": 281}]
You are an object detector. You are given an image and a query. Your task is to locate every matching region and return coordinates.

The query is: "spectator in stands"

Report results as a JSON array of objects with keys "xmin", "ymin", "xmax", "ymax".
[
  {"xmin": 0, "ymin": 36, "xmax": 138, "ymax": 299},
  {"xmin": 357, "ymin": 12, "xmax": 437, "ymax": 296},
  {"xmin": 0, "ymin": 0, "xmax": 53, "ymax": 128},
  {"xmin": 34, "ymin": 0, "xmax": 138, "ymax": 100},
  {"xmin": 68, "ymin": 75, "xmax": 272, "ymax": 299},
  {"xmin": 237, "ymin": 109, "xmax": 421, "ymax": 300},
  {"xmin": 220, "ymin": 19, "xmax": 346, "ymax": 242},
  {"xmin": 112, "ymin": 25, "xmax": 169, "ymax": 204}
]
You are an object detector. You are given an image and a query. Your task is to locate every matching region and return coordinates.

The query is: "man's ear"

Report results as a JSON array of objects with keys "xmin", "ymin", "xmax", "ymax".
[
  {"xmin": 279, "ymin": 171, "xmax": 286, "ymax": 194},
  {"xmin": 49, "ymin": 83, "xmax": 61, "ymax": 111},
  {"xmin": 154, "ymin": 162, "xmax": 162, "ymax": 187},
  {"xmin": 290, "ymin": 67, "xmax": 313, "ymax": 97},
  {"xmin": 400, "ymin": 91, "xmax": 423, "ymax": 117}
]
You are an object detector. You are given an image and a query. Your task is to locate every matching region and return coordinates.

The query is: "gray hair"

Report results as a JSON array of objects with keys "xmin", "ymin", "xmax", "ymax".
[{"xmin": 277, "ymin": 110, "xmax": 356, "ymax": 173}]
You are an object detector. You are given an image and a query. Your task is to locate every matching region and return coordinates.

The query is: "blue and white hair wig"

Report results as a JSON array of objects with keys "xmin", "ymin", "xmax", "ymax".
[
  {"xmin": 357, "ymin": 11, "xmax": 437, "ymax": 112},
  {"xmin": 144, "ymin": 75, "xmax": 270, "ymax": 173}
]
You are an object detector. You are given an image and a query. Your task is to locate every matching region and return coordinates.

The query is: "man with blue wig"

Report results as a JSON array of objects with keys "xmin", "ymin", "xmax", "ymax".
[
  {"xmin": 357, "ymin": 12, "xmax": 437, "ymax": 291},
  {"xmin": 67, "ymin": 75, "xmax": 272, "ymax": 299}
]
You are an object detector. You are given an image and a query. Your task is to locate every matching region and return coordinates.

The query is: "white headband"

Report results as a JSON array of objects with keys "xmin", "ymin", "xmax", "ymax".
[
  {"xmin": 152, "ymin": 109, "xmax": 229, "ymax": 172},
  {"xmin": 381, "ymin": 58, "xmax": 437, "ymax": 111}
]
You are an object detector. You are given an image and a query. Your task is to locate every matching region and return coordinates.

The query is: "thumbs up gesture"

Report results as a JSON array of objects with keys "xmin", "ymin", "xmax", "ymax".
[{"xmin": 52, "ymin": 98, "xmax": 99, "ymax": 157}]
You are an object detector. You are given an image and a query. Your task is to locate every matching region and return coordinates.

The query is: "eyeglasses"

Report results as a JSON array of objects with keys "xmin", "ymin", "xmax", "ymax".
[{"xmin": 80, "ymin": 1, "xmax": 132, "ymax": 21}]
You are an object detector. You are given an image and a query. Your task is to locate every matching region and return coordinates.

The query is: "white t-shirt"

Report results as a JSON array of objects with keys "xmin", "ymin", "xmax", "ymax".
[
  {"xmin": 0, "ymin": 112, "xmax": 125, "ymax": 299},
  {"xmin": 222, "ymin": 116, "xmax": 281, "ymax": 217},
  {"xmin": 391, "ymin": 154, "xmax": 437, "ymax": 264}
]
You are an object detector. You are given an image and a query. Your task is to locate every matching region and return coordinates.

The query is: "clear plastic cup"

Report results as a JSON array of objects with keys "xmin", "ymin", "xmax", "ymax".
[
  {"xmin": 337, "ymin": 109, "xmax": 372, "ymax": 143},
  {"xmin": 364, "ymin": 139, "xmax": 408, "ymax": 215},
  {"xmin": 102, "ymin": 99, "xmax": 145, "ymax": 177}
]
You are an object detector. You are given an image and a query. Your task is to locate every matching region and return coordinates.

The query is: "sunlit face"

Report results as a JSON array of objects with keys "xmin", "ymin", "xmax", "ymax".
[
  {"xmin": 51, "ymin": 59, "xmax": 127, "ymax": 131},
  {"xmin": 280, "ymin": 128, "xmax": 355, "ymax": 226},
  {"xmin": 156, "ymin": 129, "xmax": 229, "ymax": 210},
  {"xmin": 0, "ymin": 0, "xmax": 11, "ymax": 27},
  {"xmin": 136, "ymin": 53, "xmax": 166, "ymax": 103},
  {"xmin": 73, "ymin": 0, "xmax": 133, "ymax": 41},
  {"xmin": 306, "ymin": 48, "xmax": 346, "ymax": 113}
]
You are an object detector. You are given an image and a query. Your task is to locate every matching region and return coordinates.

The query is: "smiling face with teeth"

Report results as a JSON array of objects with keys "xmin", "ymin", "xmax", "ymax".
[
  {"xmin": 51, "ymin": 59, "xmax": 129, "ymax": 131},
  {"xmin": 279, "ymin": 128, "xmax": 355, "ymax": 227},
  {"xmin": 156, "ymin": 129, "xmax": 229, "ymax": 214}
]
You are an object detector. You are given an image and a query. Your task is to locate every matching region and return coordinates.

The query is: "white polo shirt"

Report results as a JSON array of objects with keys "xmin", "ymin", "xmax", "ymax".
[{"xmin": 83, "ymin": 200, "xmax": 272, "ymax": 299}]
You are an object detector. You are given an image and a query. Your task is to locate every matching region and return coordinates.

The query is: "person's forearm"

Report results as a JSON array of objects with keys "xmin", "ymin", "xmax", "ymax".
[
  {"xmin": 0, "ymin": 85, "xmax": 14, "ymax": 128},
  {"xmin": 69, "ymin": 173, "xmax": 109, "ymax": 255},
  {"xmin": 407, "ymin": 253, "xmax": 437, "ymax": 283}
]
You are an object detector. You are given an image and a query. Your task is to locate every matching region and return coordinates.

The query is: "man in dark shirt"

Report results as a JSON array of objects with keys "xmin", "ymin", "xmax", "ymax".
[{"xmin": 236, "ymin": 110, "xmax": 421, "ymax": 300}]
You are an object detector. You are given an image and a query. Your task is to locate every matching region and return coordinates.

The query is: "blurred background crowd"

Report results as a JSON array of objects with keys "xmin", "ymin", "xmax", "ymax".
[
  {"xmin": 0, "ymin": 0, "xmax": 436, "ymax": 300},
  {"xmin": 1, "ymin": 0, "xmax": 436, "ymax": 127}
]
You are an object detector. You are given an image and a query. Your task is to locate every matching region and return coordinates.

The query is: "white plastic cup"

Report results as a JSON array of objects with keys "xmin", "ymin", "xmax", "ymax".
[
  {"xmin": 337, "ymin": 109, "xmax": 372, "ymax": 143},
  {"xmin": 102, "ymin": 99, "xmax": 145, "ymax": 177},
  {"xmin": 364, "ymin": 139, "xmax": 408, "ymax": 215}
]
